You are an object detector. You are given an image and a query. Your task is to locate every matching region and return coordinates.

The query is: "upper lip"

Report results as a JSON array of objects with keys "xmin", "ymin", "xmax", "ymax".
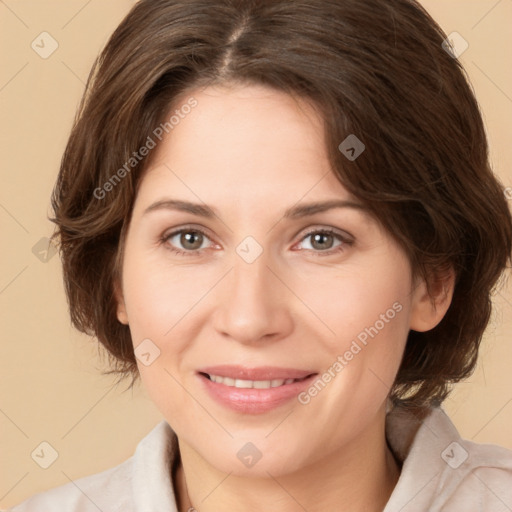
[{"xmin": 197, "ymin": 365, "xmax": 317, "ymax": 381}]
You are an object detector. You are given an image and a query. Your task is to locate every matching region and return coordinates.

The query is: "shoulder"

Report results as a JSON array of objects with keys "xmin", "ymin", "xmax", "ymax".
[
  {"xmin": 7, "ymin": 420, "xmax": 178, "ymax": 512},
  {"xmin": 440, "ymin": 438, "xmax": 512, "ymax": 511},
  {"xmin": 7, "ymin": 457, "xmax": 134, "ymax": 512},
  {"xmin": 385, "ymin": 406, "xmax": 512, "ymax": 512}
]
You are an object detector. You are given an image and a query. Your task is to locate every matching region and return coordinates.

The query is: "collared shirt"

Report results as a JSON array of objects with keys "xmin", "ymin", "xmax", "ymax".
[{"xmin": 8, "ymin": 406, "xmax": 512, "ymax": 511}]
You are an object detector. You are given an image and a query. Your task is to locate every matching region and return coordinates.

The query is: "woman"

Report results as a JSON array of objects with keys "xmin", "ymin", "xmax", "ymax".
[{"xmin": 10, "ymin": 0, "xmax": 512, "ymax": 510}]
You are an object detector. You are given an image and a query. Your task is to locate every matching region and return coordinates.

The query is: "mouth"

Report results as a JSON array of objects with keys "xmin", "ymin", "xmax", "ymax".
[{"xmin": 196, "ymin": 365, "xmax": 318, "ymax": 414}]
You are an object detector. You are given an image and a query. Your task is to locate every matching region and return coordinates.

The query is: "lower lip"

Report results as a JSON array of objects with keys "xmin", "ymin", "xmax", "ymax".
[{"xmin": 197, "ymin": 372, "xmax": 317, "ymax": 414}]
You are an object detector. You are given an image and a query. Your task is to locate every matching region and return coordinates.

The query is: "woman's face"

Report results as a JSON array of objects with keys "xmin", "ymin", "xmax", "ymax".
[{"xmin": 116, "ymin": 83, "xmax": 433, "ymax": 476}]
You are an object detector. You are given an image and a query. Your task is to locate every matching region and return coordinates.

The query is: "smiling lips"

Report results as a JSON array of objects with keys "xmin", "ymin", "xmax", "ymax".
[{"xmin": 197, "ymin": 365, "xmax": 318, "ymax": 414}]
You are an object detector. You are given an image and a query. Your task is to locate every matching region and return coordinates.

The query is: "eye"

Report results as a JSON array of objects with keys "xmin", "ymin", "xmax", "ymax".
[
  {"xmin": 160, "ymin": 226, "xmax": 214, "ymax": 256},
  {"xmin": 295, "ymin": 228, "xmax": 353, "ymax": 256},
  {"xmin": 160, "ymin": 226, "xmax": 353, "ymax": 257}
]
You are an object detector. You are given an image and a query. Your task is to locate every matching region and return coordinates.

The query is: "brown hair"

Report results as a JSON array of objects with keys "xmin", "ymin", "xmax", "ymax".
[{"xmin": 50, "ymin": 0, "xmax": 512, "ymax": 411}]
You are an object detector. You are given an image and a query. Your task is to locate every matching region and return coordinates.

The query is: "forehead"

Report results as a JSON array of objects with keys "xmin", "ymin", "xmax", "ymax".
[{"xmin": 135, "ymin": 83, "xmax": 354, "ymax": 209}]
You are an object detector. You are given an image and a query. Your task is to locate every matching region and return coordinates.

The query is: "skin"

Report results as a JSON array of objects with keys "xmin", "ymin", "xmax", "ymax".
[{"xmin": 115, "ymin": 83, "xmax": 454, "ymax": 512}]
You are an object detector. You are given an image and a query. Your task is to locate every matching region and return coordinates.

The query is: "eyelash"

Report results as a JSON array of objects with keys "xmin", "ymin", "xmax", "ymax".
[{"xmin": 160, "ymin": 225, "xmax": 353, "ymax": 258}]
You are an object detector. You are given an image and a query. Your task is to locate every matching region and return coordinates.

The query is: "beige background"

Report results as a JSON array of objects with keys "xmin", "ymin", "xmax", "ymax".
[{"xmin": 1, "ymin": 0, "xmax": 511, "ymax": 508}]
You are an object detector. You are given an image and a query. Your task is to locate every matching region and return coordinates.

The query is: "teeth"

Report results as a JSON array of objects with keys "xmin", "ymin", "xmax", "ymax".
[
  {"xmin": 235, "ymin": 379, "xmax": 253, "ymax": 388},
  {"xmin": 207, "ymin": 374, "xmax": 299, "ymax": 388}
]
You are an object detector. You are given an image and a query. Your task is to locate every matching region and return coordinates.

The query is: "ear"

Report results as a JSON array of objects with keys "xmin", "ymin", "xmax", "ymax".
[
  {"xmin": 114, "ymin": 279, "xmax": 129, "ymax": 325},
  {"xmin": 409, "ymin": 266, "xmax": 455, "ymax": 332}
]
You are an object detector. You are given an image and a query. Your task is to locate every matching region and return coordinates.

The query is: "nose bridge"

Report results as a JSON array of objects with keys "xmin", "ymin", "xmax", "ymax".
[
  {"xmin": 212, "ymin": 244, "xmax": 291, "ymax": 343},
  {"xmin": 227, "ymin": 230, "xmax": 276, "ymax": 303},
  {"xmin": 230, "ymin": 244, "xmax": 277, "ymax": 314}
]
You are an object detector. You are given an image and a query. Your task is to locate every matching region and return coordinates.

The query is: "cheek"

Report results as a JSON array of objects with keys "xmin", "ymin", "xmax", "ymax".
[
  {"xmin": 121, "ymin": 248, "xmax": 208, "ymax": 341},
  {"xmin": 296, "ymin": 259, "xmax": 411, "ymax": 352},
  {"xmin": 295, "ymin": 260, "xmax": 411, "ymax": 410},
  {"xmin": 120, "ymin": 249, "xmax": 218, "ymax": 415}
]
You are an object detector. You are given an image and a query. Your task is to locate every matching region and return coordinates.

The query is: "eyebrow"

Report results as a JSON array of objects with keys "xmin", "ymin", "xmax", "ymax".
[{"xmin": 142, "ymin": 198, "xmax": 367, "ymax": 219}]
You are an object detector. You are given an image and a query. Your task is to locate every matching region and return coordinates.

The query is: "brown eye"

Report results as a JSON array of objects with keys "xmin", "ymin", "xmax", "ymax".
[
  {"xmin": 296, "ymin": 228, "xmax": 353, "ymax": 256},
  {"xmin": 162, "ymin": 228, "xmax": 211, "ymax": 255}
]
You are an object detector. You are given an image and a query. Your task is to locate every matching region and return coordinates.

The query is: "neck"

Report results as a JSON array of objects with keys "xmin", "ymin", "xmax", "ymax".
[{"xmin": 173, "ymin": 407, "xmax": 400, "ymax": 512}]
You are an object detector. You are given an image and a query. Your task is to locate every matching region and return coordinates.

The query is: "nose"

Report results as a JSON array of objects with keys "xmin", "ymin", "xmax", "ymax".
[{"xmin": 212, "ymin": 251, "xmax": 294, "ymax": 345}]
